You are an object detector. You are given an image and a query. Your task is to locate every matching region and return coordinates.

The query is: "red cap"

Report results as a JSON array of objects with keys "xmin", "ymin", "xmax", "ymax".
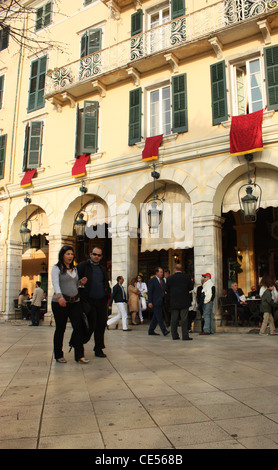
[{"xmin": 202, "ymin": 273, "xmax": 211, "ymax": 278}]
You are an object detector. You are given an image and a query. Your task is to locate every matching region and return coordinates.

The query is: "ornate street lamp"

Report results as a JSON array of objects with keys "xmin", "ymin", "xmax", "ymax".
[
  {"xmin": 146, "ymin": 164, "xmax": 164, "ymax": 234},
  {"xmin": 73, "ymin": 181, "xmax": 88, "ymax": 241},
  {"xmin": 238, "ymin": 154, "xmax": 262, "ymax": 222},
  {"xmin": 19, "ymin": 193, "xmax": 32, "ymax": 245}
]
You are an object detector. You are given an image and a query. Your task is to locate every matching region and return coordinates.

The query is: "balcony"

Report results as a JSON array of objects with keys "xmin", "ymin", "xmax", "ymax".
[{"xmin": 45, "ymin": 0, "xmax": 278, "ymax": 104}]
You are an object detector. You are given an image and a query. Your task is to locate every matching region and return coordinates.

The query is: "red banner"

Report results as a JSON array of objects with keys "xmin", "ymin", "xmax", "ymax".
[
  {"xmin": 20, "ymin": 169, "xmax": 36, "ymax": 188},
  {"xmin": 230, "ymin": 109, "xmax": 263, "ymax": 157},
  {"xmin": 72, "ymin": 154, "xmax": 90, "ymax": 178},
  {"xmin": 142, "ymin": 134, "xmax": 163, "ymax": 162}
]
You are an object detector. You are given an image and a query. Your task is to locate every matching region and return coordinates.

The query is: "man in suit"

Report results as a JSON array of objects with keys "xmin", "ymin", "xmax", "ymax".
[
  {"xmin": 147, "ymin": 267, "xmax": 169, "ymax": 336},
  {"xmin": 227, "ymin": 282, "xmax": 249, "ymax": 325},
  {"xmin": 77, "ymin": 246, "xmax": 111, "ymax": 357},
  {"xmin": 166, "ymin": 264, "xmax": 193, "ymax": 340},
  {"xmin": 107, "ymin": 276, "xmax": 131, "ymax": 331}
]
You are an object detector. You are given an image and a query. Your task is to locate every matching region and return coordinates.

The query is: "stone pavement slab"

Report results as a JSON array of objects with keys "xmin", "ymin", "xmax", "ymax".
[{"xmin": 1, "ymin": 321, "xmax": 278, "ymax": 450}]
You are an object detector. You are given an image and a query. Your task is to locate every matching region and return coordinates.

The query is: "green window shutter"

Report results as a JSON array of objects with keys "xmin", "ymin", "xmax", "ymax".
[
  {"xmin": 44, "ymin": 2, "xmax": 52, "ymax": 28},
  {"xmin": 210, "ymin": 60, "xmax": 228, "ymax": 125},
  {"xmin": 23, "ymin": 124, "xmax": 30, "ymax": 170},
  {"xmin": 28, "ymin": 121, "xmax": 43, "ymax": 168},
  {"xmin": 171, "ymin": 0, "xmax": 185, "ymax": 19},
  {"xmin": 28, "ymin": 56, "xmax": 46, "ymax": 112},
  {"xmin": 172, "ymin": 73, "xmax": 188, "ymax": 133},
  {"xmin": 264, "ymin": 45, "xmax": 278, "ymax": 111},
  {"xmin": 131, "ymin": 10, "xmax": 143, "ymax": 36},
  {"xmin": 75, "ymin": 104, "xmax": 80, "ymax": 156},
  {"xmin": 81, "ymin": 101, "xmax": 99, "ymax": 154},
  {"xmin": 36, "ymin": 7, "xmax": 44, "ymax": 31},
  {"xmin": 0, "ymin": 75, "xmax": 4, "ymax": 109},
  {"xmin": 88, "ymin": 29, "xmax": 102, "ymax": 54},
  {"xmin": 0, "ymin": 26, "xmax": 9, "ymax": 51},
  {"xmin": 0, "ymin": 134, "xmax": 7, "ymax": 179},
  {"xmin": 129, "ymin": 88, "xmax": 141, "ymax": 145},
  {"xmin": 80, "ymin": 33, "xmax": 87, "ymax": 58}
]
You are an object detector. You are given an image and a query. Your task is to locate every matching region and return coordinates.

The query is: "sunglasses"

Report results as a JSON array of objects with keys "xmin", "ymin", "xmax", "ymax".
[{"xmin": 92, "ymin": 253, "xmax": 102, "ymax": 257}]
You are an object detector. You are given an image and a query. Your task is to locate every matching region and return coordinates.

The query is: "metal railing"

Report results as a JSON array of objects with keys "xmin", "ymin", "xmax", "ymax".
[{"xmin": 45, "ymin": 0, "xmax": 278, "ymax": 96}]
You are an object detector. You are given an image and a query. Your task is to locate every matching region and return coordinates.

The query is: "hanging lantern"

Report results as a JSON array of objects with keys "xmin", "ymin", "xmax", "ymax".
[
  {"xmin": 146, "ymin": 163, "xmax": 164, "ymax": 233},
  {"xmin": 238, "ymin": 155, "xmax": 262, "ymax": 222},
  {"xmin": 19, "ymin": 193, "xmax": 32, "ymax": 245},
  {"xmin": 73, "ymin": 181, "xmax": 88, "ymax": 241}
]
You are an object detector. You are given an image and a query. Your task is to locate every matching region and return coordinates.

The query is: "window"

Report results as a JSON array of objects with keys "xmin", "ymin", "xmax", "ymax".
[
  {"xmin": 0, "ymin": 75, "xmax": 4, "ymax": 109},
  {"xmin": 27, "ymin": 55, "xmax": 47, "ymax": 113},
  {"xmin": 231, "ymin": 57, "xmax": 264, "ymax": 115},
  {"xmin": 80, "ymin": 28, "xmax": 102, "ymax": 58},
  {"xmin": 75, "ymin": 101, "xmax": 99, "ymax": 155},
  {"xmin": 84, "ymin": 0, "xmax": 94, "ymax": 5},
  {"xmin": 0, "ymin": 27, "xmax": 9, "ymax": 51},
  {"xmin": 23, "ymin": 121, "xmax": 43, "ymax": 170},
  {"xmin": 149, "ymin": 85, "xmax": 171, "ymax": 136},
  {"xmin": 148, "ymin": 5, "xmax": 170, "ymax": 54},
  {"xmin": 0, "ymin": 134, "xmax": 7, "ymax": 179},
  {"xmin": 211, "ymin": 45, "xmax": 278, "ymax": 125},
  {"xmin": 35, "ymin": 2, "xmax": 52, "ymax": 31},
  {"xmin": 128, "ymin": 73, "xmax": 187, "ymax": 145}
]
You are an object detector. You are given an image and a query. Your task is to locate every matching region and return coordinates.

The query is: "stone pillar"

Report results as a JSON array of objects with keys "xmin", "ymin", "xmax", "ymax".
[
  {"xmin": 3, "ymin": 240, "xmax": 23, "ymax": 319},
  {"xmin": 193, "ymin": 215, "xmax": 224, "ymax": 329}
]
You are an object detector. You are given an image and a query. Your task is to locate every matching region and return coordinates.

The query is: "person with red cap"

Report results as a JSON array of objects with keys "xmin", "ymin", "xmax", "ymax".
[{"xmin": 200, "ymin": 273, "xmax": 215, "ymax": 335}]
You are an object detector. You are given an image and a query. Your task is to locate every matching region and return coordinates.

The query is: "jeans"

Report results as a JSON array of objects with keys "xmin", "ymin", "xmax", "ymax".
[{"xmin": 203, "ymin": 301, "xmax": 214, "ymax": 333}]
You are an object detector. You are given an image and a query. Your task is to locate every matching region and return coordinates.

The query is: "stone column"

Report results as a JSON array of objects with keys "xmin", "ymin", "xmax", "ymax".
[
  {"xmin": 193, "ymin": 215, "xmax": 224, "ymax": 329},
  {"xmin": 3, "ymin": 240, "xmax": 23, "ymax": 319}
]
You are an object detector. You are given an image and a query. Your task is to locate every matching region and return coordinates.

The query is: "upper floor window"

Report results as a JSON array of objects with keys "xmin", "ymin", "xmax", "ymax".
[
  {"xmin": 0, "ymin": 26, "xmax": 9, "ymax": 51},
  {"xmin": 80, "ymin": 28, "xmax": 102, "ymax": 58},
  {"xmin": 27, "ymin": 55, "xmax": 47, "ymax": 113},
  {"xmin": 23, "ymin": 121, "xmax": 43, "ymax": 170},
  {"xmin": 0, "ymin": 134, "xmax": 7, "ymax": 179},
  {"xmin": 210, "ymin": 45, "xmax": 278, "ymax": 125},
  {"xmin": 35, "ymin": 1, "xmax": 52, "ymax": 31},
  {"xmin": 231, "ymin": 56, "xmax": 264, "ymax": 116},
  {"xmin": 75, "ymin": 101, "xmax": 99, "ymax": 155},
  {"xmin": 129, "ymin": 73, "xmax": 188, "ymax": 145}
]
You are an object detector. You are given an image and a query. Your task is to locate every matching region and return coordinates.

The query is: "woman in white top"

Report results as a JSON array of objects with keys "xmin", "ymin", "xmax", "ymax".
[
  {"xmin": 51, "ymin": 246, "xmax": 88, "ymax": 364},
  {"xmin": 136, "ymin": 274, "xmax": 148, "ymax": 324}
]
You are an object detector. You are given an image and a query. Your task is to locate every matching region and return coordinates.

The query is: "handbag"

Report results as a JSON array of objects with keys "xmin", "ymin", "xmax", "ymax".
[{"xmin": 140, "ymin": 296, "xmax": 147, "ymax": 311}]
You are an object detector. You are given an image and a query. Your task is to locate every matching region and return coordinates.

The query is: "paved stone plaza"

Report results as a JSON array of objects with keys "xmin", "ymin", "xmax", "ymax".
[{"xmin": 1, "ymin": 320, "xmax": 278, "ymax": 450}]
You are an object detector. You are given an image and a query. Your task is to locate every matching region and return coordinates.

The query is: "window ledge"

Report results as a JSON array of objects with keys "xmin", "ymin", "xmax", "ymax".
[
  {"xmin": 18, "ymin": 167, "xmax": 45, "ymax": 178},
  {"xmin": 221, "ymin": 110, "xmax": 275, "ymax": 129}
]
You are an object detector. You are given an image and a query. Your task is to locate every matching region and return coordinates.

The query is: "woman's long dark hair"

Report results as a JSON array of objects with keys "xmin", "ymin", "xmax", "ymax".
[
  {"xmin": 56, "ymin": 246, "xmax": 75, "ymax": 273},
  {"xmin": 19, "ymin": 288, "xmax": 28, "ymax": 296}
]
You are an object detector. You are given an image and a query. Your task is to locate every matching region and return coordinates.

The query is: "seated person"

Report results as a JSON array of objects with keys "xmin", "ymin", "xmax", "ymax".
[
  {"xmin": 227, "ymin": 282, "xmax": 249, "ymax": 325},
  {"xmin": 248, "ymin": 285, "xmax": 259, "ymax": 298},
  {"xmin": 18, "ymin": 288, "xmax": 31, "ymax": 319}
]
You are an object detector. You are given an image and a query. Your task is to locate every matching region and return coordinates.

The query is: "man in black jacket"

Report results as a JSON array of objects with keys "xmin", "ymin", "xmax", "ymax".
[
  {"xmin": 166, "ymin": 264, "xmax": 193, "ymax": 340},
  {"xmin": 77, "ymin": 246, "xmax": 111, "ymax": 357},
  {"xmin": 226, "ymin": 282, "xmax": 249, "ymax": 325},
  {"xmin": 107, "ymin": 276, "xmax": 131, "ymax": 331}
]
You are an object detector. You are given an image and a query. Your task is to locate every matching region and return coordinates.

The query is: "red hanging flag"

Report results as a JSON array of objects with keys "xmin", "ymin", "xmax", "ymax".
[
  {"xmin": 230, "ymin": 109, "xmax": 263, "ymax": 157},
  {"xmin": 20, "ymin": 169, "xmax": 36, "ymax": 188},
  {"xmin": 72, "ymin": 154, "xmax": 90, "ymax": 178},
  {"xmin": 142, "ymin": 134, "xmax": 163, "ymax": 162}
]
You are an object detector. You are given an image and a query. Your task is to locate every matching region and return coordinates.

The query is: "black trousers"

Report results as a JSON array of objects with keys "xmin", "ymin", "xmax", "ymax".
[
  {"xmin": 88, "ymin": 297, "xmax": 108, "ymax": 352},
  {"xmin": 30, "ymin": 305, "xmax": 40, "ymax": 325},
  {"xmin": 52, "ymin": 301, "xmax": 84, "ymax": 361}
]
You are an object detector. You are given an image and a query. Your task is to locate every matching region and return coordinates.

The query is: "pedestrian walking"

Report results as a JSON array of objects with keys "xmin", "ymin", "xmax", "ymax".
[
  {"xmin": 136, "ymin": 274, "xmax": 148, "ymax": 324},
  {"xmin": 77, "ymin": 246, "xmax": 111, "ymax": 358},
  {"xmin": 128, "ymin": 278, "xmax": 140, "ymax": 325},
  {"xmin": 51, "ymin": 246, "xmax": 89, "ymax": 364},
  {"xmin": 165, "ymin": 264, "xmax": 193, "ymax": 340},
  {"xmin": 259, "ymin": 281, "xmax": 278, "ymax": 335},
  {"xmin": 108, "ymin": 276, "xmax": 131, "ymax": 331},
  {"xmin": 147, "ymin": 267, "xmax": 169, "ymax": 336},
  {"xmin": 199, "ymin": 273, "xmax": 215, "ymax": 335}
]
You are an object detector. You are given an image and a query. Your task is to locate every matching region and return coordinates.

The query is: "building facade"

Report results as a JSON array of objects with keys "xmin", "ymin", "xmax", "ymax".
[{"xmin": 1, "ymin": 0, "xmax": 278, "ymax": 322}]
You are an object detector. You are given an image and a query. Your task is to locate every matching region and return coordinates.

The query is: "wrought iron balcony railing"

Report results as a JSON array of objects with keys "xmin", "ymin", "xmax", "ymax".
[{"xmin": 45, "ymin": 0, "xmax": 278, "ymax": 97}]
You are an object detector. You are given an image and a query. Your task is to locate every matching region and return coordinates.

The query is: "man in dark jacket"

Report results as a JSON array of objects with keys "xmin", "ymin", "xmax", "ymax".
[
  {"xmin": 166, "ymin": 264, "xmax": 193, "ymax": 340},
  {"xmin": 77, "ymin": 246, "xmax": 111, "ymax": 357},
  {"xmin": 148, "ymin": 267, "xmax": 169, "ymax": 336},
  {"xmin": 226, "ymin": 282, "xmax": 249, "ymax": 325}
]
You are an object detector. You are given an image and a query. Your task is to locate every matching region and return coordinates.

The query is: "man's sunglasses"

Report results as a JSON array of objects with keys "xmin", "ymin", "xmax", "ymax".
[{"xmin": 92, "ymin": 253, "xmax": 102, "ymax": 257}]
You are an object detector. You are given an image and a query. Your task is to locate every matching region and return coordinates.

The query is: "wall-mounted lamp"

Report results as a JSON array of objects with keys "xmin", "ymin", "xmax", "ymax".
[
  {"xmin": 19, "ymin": 193, "xmax": 32, "ymax": 245},
  {"xmin": 145, "ymin": 163, "xmax": 164, "ymax": 234},
  {"xmin": 73, "ymin": 181, "xmax": 88, "ymax": 241},
  {"xmin": 238, "ymin": 154, "xmax": 262, "ymax": 222}
]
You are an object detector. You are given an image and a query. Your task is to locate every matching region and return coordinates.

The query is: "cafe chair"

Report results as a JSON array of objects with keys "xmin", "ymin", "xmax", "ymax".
[{"xmin": 219, "ymin": 297, "xmax": 238, "ymax": 326}]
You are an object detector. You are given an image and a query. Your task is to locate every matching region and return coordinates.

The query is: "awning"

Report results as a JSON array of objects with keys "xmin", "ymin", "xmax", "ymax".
[
  {"xmin": 20, "ymin": 169, "xmax": 36, "ymax": 188},
  {"xmin": 72, "ymin": 154, "xmax": 90, "ymax": 177},
  {"xmin": 142, "ymin": 134, "xmax": 163, "ymax": 162},
  {"xmin": 230, "ymin": 109, "xmax": 263, "ymax": 157}
]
